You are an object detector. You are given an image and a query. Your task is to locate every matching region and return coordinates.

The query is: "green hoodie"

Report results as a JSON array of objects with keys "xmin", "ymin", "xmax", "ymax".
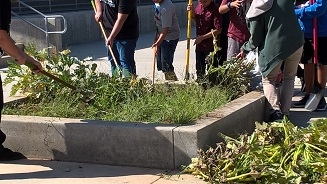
[{"xmin": 241, "ymin": 0, "xmax": 304, "ymax": 77}]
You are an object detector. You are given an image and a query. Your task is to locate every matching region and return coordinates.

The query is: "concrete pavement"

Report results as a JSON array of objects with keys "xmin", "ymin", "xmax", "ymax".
[{"xmin": 0, "ymin": 159, "xmax": 206, "ymax": 184}]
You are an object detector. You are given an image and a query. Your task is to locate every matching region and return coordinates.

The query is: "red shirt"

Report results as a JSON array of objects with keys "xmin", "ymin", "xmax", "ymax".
[
  {"xmin": 194, "ymin": 1, "xmax": 222, "ymax": 52},
  {"xmin": 221, "ymin": 0, "xmax": 250, "ymax": 43}
]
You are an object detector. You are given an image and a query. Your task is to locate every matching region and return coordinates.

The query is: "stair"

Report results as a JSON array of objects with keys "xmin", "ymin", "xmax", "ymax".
[{"xmin": 0, "ymin": 43, "xmax": 25, "ymax": 69}]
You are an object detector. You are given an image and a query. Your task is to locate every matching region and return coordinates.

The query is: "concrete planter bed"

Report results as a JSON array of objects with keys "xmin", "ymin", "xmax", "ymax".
[{"xmin": 2, "ymin": 91, "xmax": 265, "ymax": 169}]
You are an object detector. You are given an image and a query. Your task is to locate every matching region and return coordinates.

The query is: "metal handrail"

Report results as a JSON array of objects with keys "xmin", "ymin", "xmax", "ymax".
[{"xmin": 11, "ymin": 1, "xmax": 67, "ymax": 51}]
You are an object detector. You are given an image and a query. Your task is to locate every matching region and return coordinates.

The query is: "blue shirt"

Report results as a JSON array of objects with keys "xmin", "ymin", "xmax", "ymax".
[{"xmin": 295, "ymin": 0, "xmax": 327, "ymax": 38}]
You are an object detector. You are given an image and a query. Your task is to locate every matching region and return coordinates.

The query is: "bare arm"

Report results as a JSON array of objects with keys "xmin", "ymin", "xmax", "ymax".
[
  {"xmin": 0, "ymin": 30, "xmax": 42, "ymax": 71},
  {"xmin": 194, "ymin": 29, "xmax": 221, "ymax": 45},
  {"xmin": 151, "ymin": 27, "xmax": 168, "ymax": 48},
  {"xmin": 219, "ymin": 0, "xmax": 243, "ymax": 14},
  {"xmin": 94, "ymin": 0, "xmax": 102, "ymax": 22},
  {"xmin": 187, "ymin": 4, "xmax": 196, "ymax": 22},
  {"xmin": 106, "ymin": 13, "xmax": 129, "ymax": 46}
]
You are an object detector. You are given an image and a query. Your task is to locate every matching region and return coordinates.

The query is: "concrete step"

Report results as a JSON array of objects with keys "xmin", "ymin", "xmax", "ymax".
[{"xmin": 0, "ymin": 43, "xmax": 25, "ymax": 69}]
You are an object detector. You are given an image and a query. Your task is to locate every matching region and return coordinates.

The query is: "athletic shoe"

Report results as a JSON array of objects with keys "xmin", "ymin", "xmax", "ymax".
[
  {"xmin": 269, "ymin": 110, "xmax": 283, "ymax": 122},
  {"xmin": 164, "ymin": 72, "xmax": 178, "ymax": 81},
  {"xmin": 293, "ymin": 94, "xmax": 310, "ymax": 108},
  {"xmin": 0, "ymin": 148, "xmax": 26, "ymax": 161},
  {"xmin": 316, "ymin": 97, "xmax": 327, "ymax": 111}
]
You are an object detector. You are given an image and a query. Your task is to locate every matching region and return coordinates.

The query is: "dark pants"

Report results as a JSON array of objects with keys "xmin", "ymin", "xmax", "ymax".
[
  {"xmin": 157, "ymin": 39, "xmax": 179, "ymax": 73},
  {"xmin": 0, "ymin": 77, "xmax": 5, "ymax": 150},
  {"xmin": 195, "ymin": 51, "xmax": 221, "ymax": 85},
  {"xmin": 195, "ymin": 51, "xmax": 210, "ymax": 79}
]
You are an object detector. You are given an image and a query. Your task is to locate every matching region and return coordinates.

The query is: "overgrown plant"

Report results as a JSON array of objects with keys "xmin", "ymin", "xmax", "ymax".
[
  {"xmin": 202, "ymin": 32, "xmax": 254, "ymax": 99},
  {"xmin": 3, "ymin": 43, "xmax": 98, "ymax": 100},
  {"xmin": 183, "ymin": 118, "xmax": 327, "ymax": 183},
  {"xmin": 2, "ymin": 44, "xmax": 248, "ymax": 124},
  {"xmin": 210, "ymin": 57, "xmax": 254, "ymax": 98}
]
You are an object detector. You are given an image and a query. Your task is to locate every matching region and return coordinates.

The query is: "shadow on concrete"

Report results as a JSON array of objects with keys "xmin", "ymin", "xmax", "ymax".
[
  {"xmin": 0, "ymin": 159, "xmax": 167, "ymax": 181},
  {"xmin": 47, "ymin": 120, "xmax": 187, "ymax": 170},
  {"xmin": 289, "ymin": 87, "xmax": 327, "ymax": 128}
]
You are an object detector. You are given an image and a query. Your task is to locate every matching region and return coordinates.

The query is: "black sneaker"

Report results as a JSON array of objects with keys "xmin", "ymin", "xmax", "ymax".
[
  {"xmin": 317, "ymin": 97, "xmax": 327, "ymax": 111},
  {"xmin": 0, "ymin": 148, "xmax": 26, "ymax": 161},
  {"xmin": 293, "ymin": 94, "xmax": 310, "ymax": 108},
  {"xmin": 269, "ymin": 110, "xmax": 283, "ymax": 122}
]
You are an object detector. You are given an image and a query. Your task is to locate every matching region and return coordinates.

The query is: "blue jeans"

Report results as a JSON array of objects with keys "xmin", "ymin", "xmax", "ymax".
[
  {"xmin": 156, "ymin": 39, "xmax": 179, "ymax": 72},
  {"xmin": 107, "ymin": 39, "xmax": 137, "ymax": 77}
]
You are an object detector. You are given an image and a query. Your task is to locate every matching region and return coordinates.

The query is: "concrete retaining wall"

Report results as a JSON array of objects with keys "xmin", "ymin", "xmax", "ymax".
[
  {"xmin": 2, "ymin": 91, "xmax": 266, "ymax": 169},
  {"xmin": 10, "ymin": 2, "xmax": 191, "ymax": 52}
]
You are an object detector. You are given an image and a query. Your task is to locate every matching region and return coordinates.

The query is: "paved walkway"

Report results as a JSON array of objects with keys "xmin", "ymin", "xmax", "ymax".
[
  {"xmin": 0, "ymin": 159, "xmax": 206, "ymax": 184},
  {"xmin": 1, "ymin": 28, "xmax": 326, "ymax": 183}
]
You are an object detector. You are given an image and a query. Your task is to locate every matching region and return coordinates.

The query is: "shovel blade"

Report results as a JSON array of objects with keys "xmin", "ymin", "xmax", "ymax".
[{"xmin": 305, "ymin": 88, "xmax": 324, "ymax": 111}]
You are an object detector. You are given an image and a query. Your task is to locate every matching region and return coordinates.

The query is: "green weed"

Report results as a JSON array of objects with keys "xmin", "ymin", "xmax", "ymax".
[{"xmin": 3, "ymin": 44, "xmax": 253, "ymax": 124}]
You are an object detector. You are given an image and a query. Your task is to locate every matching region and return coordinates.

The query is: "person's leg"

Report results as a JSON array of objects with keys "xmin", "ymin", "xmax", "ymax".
[
  {"xmin": 294, "ymin": 39, "xmax": 314, "ymax": 107},
  {"xmin": 317, "ymin": 65, "xmax": 327, "ymax": 89},
  {"xmin": 195, "ymin": 51, "xmax": 207, "ymax": 80},
  {"xmin": 316, "ymin": 37, "xmax": 327, "ymax": 110},
  {"xmin": 279, "ymin": 47, "xmax": 303, "ymax": 115},
  {"xmin": 115, "ymin": 39, "xmax": 137, "ymax": 77},
  {"xmin": 216, "ymin": 10, "xmax": 229, "ymax": 63},
  {"xmin": 304, "ymin": 63, "xmax": 315, "ymax": 94},
  {"xmin": 156, "ymin": 45, "xmax": 163, "ymax": 71},
  {"xmin": 227, "ymin": 37, "xmax": 241, "ymax": 61},
  {"xmin": 0, "ymin": 78, "xmax": 5, "ymax": 150},
  {"xmin": 296, "ymin": 65, "xmax": 305, "ymax": 92},
  {"xmin": 317, "ymin": 37, "xmax": 327, "ymax": 90},
  {"xmin": 160, "ymin": 39, "xmax": 178, "ymax": 72},
  {"xmin": 262, "ymin": 61, "xmax": 282, "ymax": 115},
  {"xmin": 297, "ymin": 65, "xmax": 304, "ymax": 79},
  {"xmin": 0, "ymin": 77, "xmax": 25, "ymax": 160},
  {"xmin": 107, "ymin": 43, "xmax": 121, "ymax": 76},
  {"xmin": 160, "ymin": 39, "xmax": 179, "ymax": 80}
]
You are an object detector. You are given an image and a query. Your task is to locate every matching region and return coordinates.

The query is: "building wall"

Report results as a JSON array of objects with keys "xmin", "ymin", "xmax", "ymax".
[{"xmin": 10, "ymin": 2, "xmax": 192, "ymax": 52}]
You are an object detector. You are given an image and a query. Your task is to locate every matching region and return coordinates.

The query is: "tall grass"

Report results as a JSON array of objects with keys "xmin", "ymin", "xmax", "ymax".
[{"xmin": 3, "ymin": 84, "xmax": 230, "ymax": 124}]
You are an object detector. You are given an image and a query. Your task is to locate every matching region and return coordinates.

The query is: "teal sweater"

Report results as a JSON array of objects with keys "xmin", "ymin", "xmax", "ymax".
[{"xmin": 242, "ymin": 0, "xmax": 304, "ymax": 77}]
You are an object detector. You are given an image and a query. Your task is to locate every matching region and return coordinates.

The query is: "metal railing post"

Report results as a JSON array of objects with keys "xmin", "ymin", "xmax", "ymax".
[{"xmin": 11, "ymin": 1, "xmax": 67, "ymax": 55}]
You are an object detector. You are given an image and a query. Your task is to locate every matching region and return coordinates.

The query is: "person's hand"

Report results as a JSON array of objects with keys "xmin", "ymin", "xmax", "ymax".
[
  {"xmin": 231, "ymin": 0, "xmax": 243, "ymax": 9},
  {"xmin": 29, "ymin": 59, "xmax": 43, "ymax": 73},
  {"xmin": 106, "ymin": 36, "xmax": 114, "ymax": 48},
  {"xmin": 152, "ymin": 44, "xmax": 158, "ymax": 56},
  {"xmin": 236, "ymin": 51, "xmax": 245, "ymax": 59},
  {"xmin": 193, "ymin": 35, "xmax": 204, "ymax": 45},
  {"xmin": 299, "ymin": 1, "xmax": 310, "ymax": 8},
  {"xmin": 94, "ymin": 12, "xmax": 102, "ymax": 22},
  {"xmin": 187, "ymin": 4, "xmax": 193, "ymax": 11},
  {"xmin": 19, "ymin": 55, "xmax": 43, "ymax": 73}
]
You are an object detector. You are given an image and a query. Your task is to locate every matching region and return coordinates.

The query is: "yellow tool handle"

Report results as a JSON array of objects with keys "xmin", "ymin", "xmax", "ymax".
[
  {"xmin": 91, "ymin": 0, "xmax": 121, "ymax": 74},
  {"xmin": 185, "ymin": 0, "xmax": 193, "ymax": 80}
]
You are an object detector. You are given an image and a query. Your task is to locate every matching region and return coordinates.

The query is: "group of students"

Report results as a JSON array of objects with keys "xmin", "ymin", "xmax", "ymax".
[
  {"xmin": 187, "ymin": 0, "xmax": 327, "ymax": 122},
  {"xmin": 0, "ymin": 0, "xmax": 326, "ymax": 160}
]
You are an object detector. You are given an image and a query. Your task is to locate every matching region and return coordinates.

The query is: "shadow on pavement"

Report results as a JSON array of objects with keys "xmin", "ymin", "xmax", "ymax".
[{"xmin": 0, "ymin": 159, "xmax": 167, "ymax": 180}]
